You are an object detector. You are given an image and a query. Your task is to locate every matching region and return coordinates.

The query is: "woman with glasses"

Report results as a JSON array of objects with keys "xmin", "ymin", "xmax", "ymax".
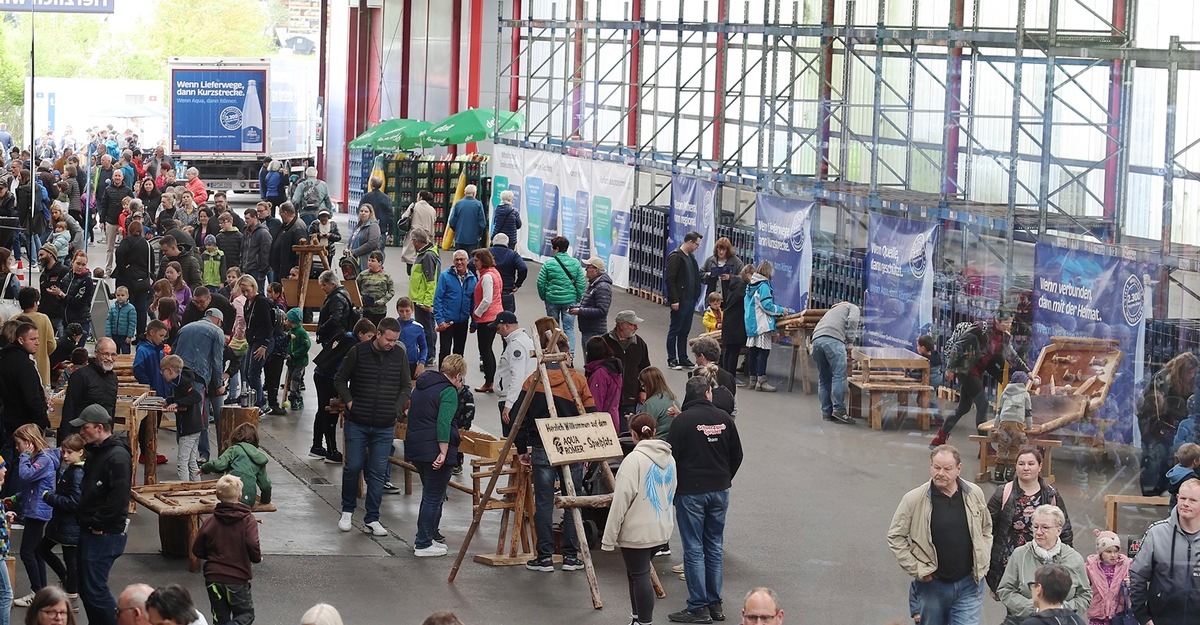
[
  {"xmin": 997, "ymin": 504, "xmax": 1090, "ymax": 625},
  {"xmin": 25, "ymin": 586, "xmax": 76, "ymax": 625},
  {"xmin": 987, "ymin": 447, "xmax": 1074, "ymax": 596}
]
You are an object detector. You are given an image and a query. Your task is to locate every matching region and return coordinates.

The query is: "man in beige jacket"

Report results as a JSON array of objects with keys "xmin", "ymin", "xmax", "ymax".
[{"xmin": 888, "ymin": 445, "xmax": 993, "ymax": 625}]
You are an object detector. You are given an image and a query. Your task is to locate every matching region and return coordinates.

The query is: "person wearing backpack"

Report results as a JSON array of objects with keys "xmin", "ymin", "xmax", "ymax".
[
  {"xmin": 290, "ymin": 167, "xmax": 331, "ymax": 226},
  {"xmin": 931, "ymin": 311, "xmax": 1030, "ymax": 449}
]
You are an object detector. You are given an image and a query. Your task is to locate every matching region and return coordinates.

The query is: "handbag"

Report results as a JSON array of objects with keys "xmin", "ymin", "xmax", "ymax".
[
  {"xmin": 1112, "ymin": 580, "xmax": 1138, "ymax": 625},
  {"xmin": 0, "ymin": 274, "xmax": 20, "ymax": 320}
]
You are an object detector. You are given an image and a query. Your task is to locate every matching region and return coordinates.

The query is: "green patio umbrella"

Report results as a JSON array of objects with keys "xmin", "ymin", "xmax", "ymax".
[
  {"xmin": 378, "ymin": 120, "xmax": 434, "ymax": 151},
  {"xmin": 424, "ymin": 109, "xmax": 525, "ymax": 146},
  {"xmin": 347, "ymin": 118, "xmax": 423, "ymax": 149}
]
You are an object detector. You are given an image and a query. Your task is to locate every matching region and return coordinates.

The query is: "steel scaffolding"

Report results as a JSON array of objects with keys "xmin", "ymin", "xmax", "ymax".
[{"xmin": 495, "ymin": 1, "xmax": 1200, "ymax": 284}]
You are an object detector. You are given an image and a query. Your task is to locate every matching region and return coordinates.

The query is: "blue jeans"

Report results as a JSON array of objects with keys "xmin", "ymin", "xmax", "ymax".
[
  {"xmin": 913, "ymin": 575, "xmax": 985, "ymax": 625},
  {"xmin": 202, "ymin": 389, "xmax": 226, "ymax": 460},
  {"xmin": 675, "ymin": 490, "xmax": 729, "ymax": 611},
  {"xmin": 544, "ymin": 303, "xmax": 577, "ymax": 357},
  {"xmin": 501, "ymin": 293, "xmax": 516, "ymax": 313},
  {"xmin": 78, "ymin": 531, "xmax": 128, "ymax": 625},
  {"xmin": 241, "ymin": 352, "xmax": 267, "ymax": 409},
  {"xmin": 666, "ymin": 301, "xmax": 697, "ymax": 363},
  {"xmin": 531, "ymin": 447, "xmax": 583, "ymax": 558},
  {"xmin": 811, "ymin": 336, "xmax": 848, "ymax": 416},
  {"xmin": 341, "ymin": 420, "xmax": 394, "ymax": 524},
  {"xmin": 0, "ymin": 550, "xmax": 10, "ymax": 625},
  {"xmin": 414, "ymin": 460, "xmax": 453, "ymax": 549},
  {"xmin": 579, "ymin": 330, "xmax": 603, "ymax": 353}
]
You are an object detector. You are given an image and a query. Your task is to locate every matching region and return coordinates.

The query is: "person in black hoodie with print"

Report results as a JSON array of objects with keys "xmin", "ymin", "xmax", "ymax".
[{"xmin": 667, "ymin": 376, "xmax": 744, "ymax": 624}]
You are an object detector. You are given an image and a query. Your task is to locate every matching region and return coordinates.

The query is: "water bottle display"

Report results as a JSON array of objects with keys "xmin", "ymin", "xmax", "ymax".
[{"xmin": 241, "ymin": 79, "xmax": 264, "ymax": 152}]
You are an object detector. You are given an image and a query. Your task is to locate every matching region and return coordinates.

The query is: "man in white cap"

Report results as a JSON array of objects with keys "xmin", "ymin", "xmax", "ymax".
[
  {"xmin": 570, "ymin": 257, "xmax": 612, "ymax": 348},
  {"xmin": 602, "ymin": 310, "xmax": 653, "ymax": 419},
  {"xmin": 494, "ymin": 311, "xmax": 536, "ymax": 435}
]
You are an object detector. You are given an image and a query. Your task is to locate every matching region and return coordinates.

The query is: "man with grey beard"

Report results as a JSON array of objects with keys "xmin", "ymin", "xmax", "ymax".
[{"xmin": 60, "ymin": 336, "xmax": 119, "ymax": 440}]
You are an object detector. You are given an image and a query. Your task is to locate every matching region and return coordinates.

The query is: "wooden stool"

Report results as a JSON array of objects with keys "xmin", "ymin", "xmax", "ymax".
[
  {"xmin": 848, "ymin": 378, "xmax": 933, "ymax": 430},
  {"xmin": 969, "ymin": 434, "xmax": 1063, "ymax": 483}
]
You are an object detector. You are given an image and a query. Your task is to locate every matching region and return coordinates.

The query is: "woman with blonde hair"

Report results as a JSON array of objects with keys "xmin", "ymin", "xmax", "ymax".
[
  {"xmin": 300, "ymin": 603, "xmax": 344, "ymax": 625},
  {"xmin": 743, "ymin": 260, "xmax": 792, "ymax": 392},
  {"xmin": 11, "ymin": 423, "xmax": 58, "ymax": 608},
  {"xmin": 347, "ymin": 203, "xmax": 382, "ymax": 271},
  {"xmin": 404, "ymin": 353, "xmax": 467, "ymax": 557}
]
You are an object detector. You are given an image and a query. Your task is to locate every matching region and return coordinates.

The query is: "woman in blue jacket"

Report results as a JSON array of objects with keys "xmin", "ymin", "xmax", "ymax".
[
  {"xmin": 10, "ymin": 423, "xmax": 60, "ymax": 607},
  {"xmin": 742, "ymin": 261, "xmax": 792, "ymax": 393}
]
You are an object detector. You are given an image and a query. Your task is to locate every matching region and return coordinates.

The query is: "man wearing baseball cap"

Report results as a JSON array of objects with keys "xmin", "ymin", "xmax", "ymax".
[
  {"xmin": 570, "ymin": 257, "xmax": 613, "ymax": 349},
  {"xmin": 73, "ymin": 403, "xmax": 132, "ymax": 625},
  {"xmin": 494, "ymin": 311, "xmax": 536, "ymax": 435},
  {"xmin": 602, "ymin": 310, "xmax": 653, "ymax": 420}
]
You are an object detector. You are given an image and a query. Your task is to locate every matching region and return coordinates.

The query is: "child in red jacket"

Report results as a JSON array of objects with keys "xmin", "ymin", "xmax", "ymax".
[{"xmin": 192, "ymin": 474, "xmax": 261, "ymax": 625}]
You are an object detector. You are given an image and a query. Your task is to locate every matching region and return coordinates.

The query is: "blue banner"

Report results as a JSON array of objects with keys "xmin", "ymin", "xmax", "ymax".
[
  {"xmin": 754, "ymin": 193, "xmax": 813, "ymax": 312},
  {"xmin": 1031, "ymin": 242, "xmax": 1151, "ymax": 444},
  {"xmin": 864, "ymin": 214, "xmax": 938, "ymax": 349},
  {"xmin": 0, "ymin": 0, "xmax": 115, "ymax": 13},
  {"xmin": 171, "ymin": 68, "xmax": 267, "ymax": 153},
  {"xmin": 669, "ymin": 175, "xmax": 717, "ymax": 305}
]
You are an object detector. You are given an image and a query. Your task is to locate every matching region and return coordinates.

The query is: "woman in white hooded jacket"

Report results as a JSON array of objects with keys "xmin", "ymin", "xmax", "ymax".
[{"xmin": 603, "ymin": 413, "xmax": 677, "ymax": 625}]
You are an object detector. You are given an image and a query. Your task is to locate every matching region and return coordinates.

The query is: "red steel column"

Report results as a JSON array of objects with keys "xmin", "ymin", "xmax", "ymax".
[
  {"xmin": 942, "ymin": 0, "xmax": 965, "ymax": 195},
  {"xmin": 399, "ymin": 0, "xmax": 413, "ymax": 119},
  {"xmin": 341, "ymin": 5, "xmax": 365, "ymax": 206},
  {"xmin": 509, "ymin": 0, "xmax": 522, "ymax": 112},
  {"xmin": 449, "ymin": 0, "xmax": 462, "ymax": 156},
  {"xmin": 626, "ymin": 0, "xmax": 643, "ymax": 149},
  {"xmin": 571, "ymin": 0, "xmax": 585, "ymax": 136},
  {"xmin": 711, "ymin": 0, "xmax": 728, "ymax": 166},
  {"xmin": 466, "ymin": 0, "xmax": 484, "ymax": 154},
  {"xmin": 1102, "ymin": 0, "xmax": 1128, "ymax": 242}
]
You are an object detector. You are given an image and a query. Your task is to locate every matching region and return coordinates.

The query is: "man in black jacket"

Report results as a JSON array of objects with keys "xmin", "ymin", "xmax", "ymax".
[
  {"xmin": 667, "ymin": 377, "xmax": 744, "ymax": 624},
  {"xmin": 602, "ymin": 310, "xmax": 654, "ymax": 418},
  {"xmin": 157, "ymin": 235, "xmax": 203, "ymax": 289},
  {"xmin": 72, "ymin": 403, "xmax": 132, "ymax": 625},
  {"xmin": 270, "ymin": 202, "xmax": 307, "ymax": 274},
  {"xmin": 317, "ymin": 271, "xmax": 355, "ymax": 346},
  {"xmin": 488, "ymin": 233, "xmax": 527, "ymax": 313},
  {"xmin": 100, "ymin": 168, "xmax": 133, "ymax": 273},
  {"xmin": 179, "ymin": 286, "xmax": 236, "ymax": 335},
  {"xmin": 665, "ymin": 231, "xmax": 703, "ymax": 370},
  {"xmin": 37, "ymin": 243, "xmax": 70, "ymax": 335},
  {"xmin": 60, "ymin": 337, "xmax": 119, "ymax": 440},
  {"xmin": 333, "ymin": 317, "xmax": 411, "ymax": 536},
  {"xmin": 114, "ymin": 214, "xmax": 152, "ymax": 338},
  {"xmin": 0, "ymin": 322, "xmax": 47, "ymax": 485}
]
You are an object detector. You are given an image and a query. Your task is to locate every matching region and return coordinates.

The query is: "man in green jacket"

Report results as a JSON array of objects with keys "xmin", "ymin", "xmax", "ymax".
[
  {"xmin": 408, "ymin": 227, "xmax": 440, "ymax": 367},
  {"xmin": 536, "ymin": 235, "xmax": 586, "ymax": 358}
]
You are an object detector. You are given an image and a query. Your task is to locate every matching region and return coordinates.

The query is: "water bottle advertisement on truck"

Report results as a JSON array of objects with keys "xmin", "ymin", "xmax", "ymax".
[{"xmin": 170, "ymin": 64, "xmax": 267, "ymax": 155}]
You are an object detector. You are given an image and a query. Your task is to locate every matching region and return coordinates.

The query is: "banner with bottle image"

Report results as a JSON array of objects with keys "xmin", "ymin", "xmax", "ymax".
[
  {"xmin": 753, "ymin": 193, "xmax": 813, "ymax": 314},
  {"xmin": 490, "ymin": 145, "xmax": 636, "ymax": 288},
  {"xmin": 863, "ymin": 214, "xmax": 939, "ymax": 349},
  {"xmin": 170, "ymin": 67, "xmax": 267, "ymax": 154},
  {"xmin": 1030, "ymin": 242, "xmax": 1151, "ymax": 445}
]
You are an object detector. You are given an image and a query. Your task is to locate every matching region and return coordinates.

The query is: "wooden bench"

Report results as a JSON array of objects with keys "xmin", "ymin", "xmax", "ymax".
[
  {"xmin": 848, "ymin": 377, "xmax": 933, "ymax": 430},
  {"xmin": 1103, "ymin": 494, "xmax": 1170, "ymax": 533},
  {"xmin": 131, "ymin": 481, "xmax": 277, "ymax": 572},
  {"xmin": 968, "ymin": 434, "xmax": 1063, "ymax": 484}
]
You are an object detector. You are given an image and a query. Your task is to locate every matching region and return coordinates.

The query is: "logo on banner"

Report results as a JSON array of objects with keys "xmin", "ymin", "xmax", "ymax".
[
  {"xmin": 220, "ymin": 107, "xmax": 242, "ymax": 131},
  {"xmin": 908, "ymin": 232, "xmax": 928, "ymax": 279},
  {"xmin": 790, "ymin": 212, "xmax": 807, "ymax": 253},
  {"xmin": 701, "ymin": 189, "xmax": 714, "ymax": 232},
  {"xmin": 1122, "ymin": 274, "xmax": 1144, "ymax": 326}
]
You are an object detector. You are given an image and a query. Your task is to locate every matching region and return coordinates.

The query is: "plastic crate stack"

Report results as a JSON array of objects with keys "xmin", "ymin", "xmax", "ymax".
[
  {"xmin": 383, "ymin": 159, "xmax": 418, "ymax": 247},
  {"xmin": 809, "ymin": 250, "xmax": 865, "ymax": 310},
  {"xmin": 715, "ymin": 224, "xmax": 756, "ymax": 265},
  {"xmin": 628, "ymin": 205, "xmax": 670, "ymax": 303},
  {"xmin": 347, "ymin": 148, "xmax": 373, "ymax": 211}
]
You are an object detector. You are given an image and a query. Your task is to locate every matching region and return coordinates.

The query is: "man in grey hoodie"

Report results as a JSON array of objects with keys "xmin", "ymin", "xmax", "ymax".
[{"xmin": 1130, "ymin": 477, "xmax": 1200, "ymax": 625}]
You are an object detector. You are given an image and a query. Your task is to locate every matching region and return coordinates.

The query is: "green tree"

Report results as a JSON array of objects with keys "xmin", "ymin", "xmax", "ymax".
[{"xmin": 142, "ymin": 0, "xmax": 277, "ymax": 75}]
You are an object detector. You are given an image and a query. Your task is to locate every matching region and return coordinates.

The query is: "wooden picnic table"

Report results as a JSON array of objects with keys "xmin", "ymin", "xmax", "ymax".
[{"xmin": 131, "ymin": 481, "xmax": 276, "ymax": 572}]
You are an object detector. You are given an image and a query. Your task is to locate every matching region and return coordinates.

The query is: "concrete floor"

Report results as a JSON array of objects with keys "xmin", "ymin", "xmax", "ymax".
[{"xmin": 14, "ymin": 208, "xmax": 1164, "ymax": 625}]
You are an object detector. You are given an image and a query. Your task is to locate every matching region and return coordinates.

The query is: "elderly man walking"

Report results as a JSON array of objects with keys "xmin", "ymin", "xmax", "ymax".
[
  {"xmin": 334, "ymin": 317, "xmax": 413, "ymax": 535},
  {"xmin": 888, "ymin": 445, "xmax": 993, "ymax": 625}
]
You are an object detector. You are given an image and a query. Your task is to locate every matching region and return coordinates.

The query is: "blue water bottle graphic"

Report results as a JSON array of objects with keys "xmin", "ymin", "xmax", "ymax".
[{"xmin": 241, "ymin": 79, "xmax": 264, "ymax": 152}]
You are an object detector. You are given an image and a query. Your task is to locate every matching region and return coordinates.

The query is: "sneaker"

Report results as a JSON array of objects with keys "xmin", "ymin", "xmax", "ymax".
[
  {"xmin": 309, "ymin": 446, "xmax": 328, "ymax": 459},
  {"xmin": 830, "ymin": 411, "xmax": 853, "ymax": 425},
  {"xmin": 451, "ymin": 466, "xmax": 462, "ymax": 475},
  {"xmin": 653, "ymin": 545, "xmax": 671, "ymax": 557},
  {"xmin": 561, "ymin": 556, "xmax": 585, "ymax": 571},
  {"xmin": 364, "ymin": 521, "xmax": 389, "ymax": 536},
  {"xmin": 291, "ymin": 400, "xmax": 304, "ymax": 411},
  {"xmin": 671, "ymin": 563, "xmax": 685, "ymax": 574},
  {"xmin": 668, "ymin": 608, "xmax": 713, "ymax": 624},
  {"xmin": 338, "ymin": 512, "xmax": 353, "ymax": 532},
  {"xmin": 708, "ymin": 603, "xmax": 726, "ymax": 621},
  {"xmin": 525, "ymin": 556, "xmax": 555, "ymax": 572},
  {"xmin": 433, "ymin": 530, "xmax": 446, "ymax": 543},
  {"xmin": 929, "ymin": 428, "xmax": 949, "ymax": 450},
  {"xmin": 383, "ymin": 481, "xmax": 402, "ymax": 494},
  {"xmin": 678, "ymin": 360, "xmax": 696, "ymax": 368},
  {"xmin": 667, "ymin": 360, "xmax": 682, "ymax": 370},
  {"xmin": 822, "ymin": 414, "xmax": 834, "ymax": 422},
  {"xmin": 756, "ymin": 379, "xmax": 778, "ymax": 393},
  {"xmin": 415, "ymin": 543, "xmax": 448, "ymax": 557},
  {"xmin": 268, "ymin": 405, "xmax": 286, "ymax": 416},
  {"xmin": 734, "ymin": 377, "xmax": 746, "ymax": 388},
  {"xmin": 325, "ymin": 451, "xmax": 344, "ymax": 463},
  {"xmin": 13, "ymin": 593, "xmax": 33, "ymax": 607},
  {"xmin": 157, "ymin": 454, "xmax": 168, "ymax": 465}
]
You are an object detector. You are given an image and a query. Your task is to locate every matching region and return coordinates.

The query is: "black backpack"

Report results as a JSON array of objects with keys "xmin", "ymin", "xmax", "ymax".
[{"xmin": 454, "ymin": 386, "xmax": 476, "ymax": 430}]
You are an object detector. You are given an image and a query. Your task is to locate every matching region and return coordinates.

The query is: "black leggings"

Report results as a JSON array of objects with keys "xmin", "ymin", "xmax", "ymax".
[
  {"xmin": 438, "ymin": 322, "xmax": 469, "ymax": 367},
  {"xmin": 37, "ymin": 537, "xmax": 77, "ymax": 594},
  {"xmin": 621, "ymin": 546, "xmax": 657, "ymax": 624},
  {"xmin": 19, "ymin": 518, "xmax": 47, "ymax": 593},
  {"xmin": 720, "ymin": 342, "xmax": 742, "ymax": 377},
  {"xmin": 943, "ymin": 374, "xmax": 988, "ymax": 435},
  {"xmin": 264, "ymin": 354, "xmax": 285, "ymax": 407},
  {"xmin": 313, "ymin": 373, "xmax": 340, "ymax": 452},
  {"xmin": 477, "ymin": 322, "xmax": 497, "ymax": 385}
]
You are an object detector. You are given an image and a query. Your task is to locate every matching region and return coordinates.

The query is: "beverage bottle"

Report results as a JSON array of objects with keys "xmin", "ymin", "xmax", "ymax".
[{"xmin": 241, "ymin": 79, "xmax": 264, "ymax": 152}]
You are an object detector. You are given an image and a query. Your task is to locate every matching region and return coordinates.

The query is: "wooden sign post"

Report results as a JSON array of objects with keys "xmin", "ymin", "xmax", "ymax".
[{"xmin": 534, "ymin": 414, "xmax": 622, "ymax": 466}]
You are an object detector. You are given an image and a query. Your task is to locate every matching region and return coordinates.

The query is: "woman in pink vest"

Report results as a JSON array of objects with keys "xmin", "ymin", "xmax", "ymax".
[{"xmin": 472, "ymin": 248, "xmax": 504, "ymax": 394}]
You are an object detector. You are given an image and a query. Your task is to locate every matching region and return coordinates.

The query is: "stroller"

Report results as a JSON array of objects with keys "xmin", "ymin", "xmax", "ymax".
[{"xmin": 576, "ymin": 435, "xmax": 637, "ymax": 548}]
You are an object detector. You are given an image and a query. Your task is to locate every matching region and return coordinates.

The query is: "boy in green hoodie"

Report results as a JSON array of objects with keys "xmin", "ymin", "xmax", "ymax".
[
  {"xmin": 200, "ymin": 423, "xmax": 272, "ymax": 506},
  {"xmin": 284, "ymin": 307, "xmax": 311, "ymax": 411}
]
